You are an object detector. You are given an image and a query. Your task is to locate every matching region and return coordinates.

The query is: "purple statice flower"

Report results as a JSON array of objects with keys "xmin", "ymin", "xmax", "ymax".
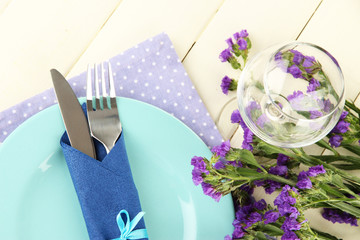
[
  {"xmin": 310, "ymin": 110, "xmax": 323, "ymax": 119},
  {"xmin": 214, "ymin": 161, "xmax": 226, "ymax": 170},
  {"xmin": 282, "ymin": 230, "xmax": 300, "ymax": 240},
  {"xmin": 231, "ymin": 109, "xmax": 242, "ymax": 124},
  {"xmin": 287, "ymin": 90, "xmax": 304, "ymax": 102},
  {"xmin": 245, "ymin": 212, "xmax": 262, "ymax": 229},
  {"xmin": 264, "ymin": 180, "xmax": 282, "ymax": 194},
  {"xmin": 237, "ymin": 38, "xmax": 247, "ymax": 50},
  {"xmin": 290, "ymin": 50, "xmax": 304, "ymax": 65},
  {"xmin": 201, "ymin": 182, "xmax": 222, "ymax": 202},
  {"xmin": 278, "ymin": 203, "xmax": 300, "ymax": 219},
  {"xmin": 211, "ymin": 140, "xmax": 231, "ymax": 157},
  {"xmin": 281, "ymin": 217, "xmax": 302, "ymax": 231},
  {"xmin": 296, "ymin": 171, "xmax": 313, "ymax": 189},
  {"xmin": 224, "ymin": 235, "xmax": 232, "ymax": 240},
  {"xmin": 275, "ymin": 52, "xmax": 283, "ymax": 61},
  {"xmin": 277, "ymin": 154, "xmax": 290, "ymax": 166},
  {"xmin": 332, "ymin": 120, "xmax": 350, "ymax": 134},
  {"xmin": 245, "ymin": 101, "xmax": 261, "ymax": 117},
  {"xmin": 191, "ymin": 169, "xmax": 204, "ymax": 185},
  {"xmin": 269, "ymin": 165, "xmax": 288, "ymax": 176},
  {"xmin": 322, "ymin": 208, "xmax": 358, "ymax": 226},
  {"xmin": 254, "ymin": 199, "xmax": 267, "ymax": 211},
  {"xmin": 221, "ymin": 76, "xmax": 232, "ymax": 94},
  {"xmin": 264, "ymin": 210, "xmax": 279, "ymax": 224},
  {"xmin": 227, "ymin": 160, "xmax": 243, "ymax": 168},
  {"xmin": 191, "ymin": 156, "xmax": 208, "ymax": 173},
  {"xmin": 239, "ymin": 29, "xmax": 248, "ymax": 38},
  {"xmin": 307, "ymin": 78, "xmax": 321, "ymax": 92},
  {"xmin": 274, "ymin": 185, "xmax": 297, "ymax": 208},
  {"xmin": 307, "ymin": 165, "xmax": 326, "ymax": 177},
  {"xmin": 219, "ymin": 48, "xmax": 233, "ymax": 62},
  {"xmin": 232, "ymin": 226, "xmax": 245, "ymax": 239},
  {"xmin": 225, "ymin": 38, "xmax": 234, "ymax": 48},
  {"xmin": 256, "ymin": 113, "xmax": 269, "ymax": 128},
  {"xmin": 303, "ymin": 55, "xmax": 315, "ymax": 68},
  {"xmin": 329, "ymin": 134, "xmax": 343, "ymax": 148},
  {"xmin": 242, "ymin": 128, "xmax": 254, "ymax": 151},
  {"xmin": 287, "ymin": 65, "xmax": 302, "ymax": 78},
  {"xmin": 340, "ymin": 111, "xmax": 348, "ymax": 120}
]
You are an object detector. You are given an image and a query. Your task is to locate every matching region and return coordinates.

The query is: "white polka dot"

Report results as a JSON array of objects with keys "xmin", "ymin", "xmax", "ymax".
[
  {"xmin": 149, "ymin": 38, "xmax": 153, "ymax": 42},
  {"xmin": 163, "ymin": 99, "xmax": 167, "ymax": 103},
  {"xmin": 39, "ymin": 106, "xmax": 43, "ymax": 110},
  {"xmin": 191, "ymin": 86, "xmax": 195, "ymax": 90},
  {"xmin": 42, "ymin": 96, "xmax": 47, "ymax": 100},
  {"xmin": 131, "ymin": 55, "xmax": 135, "ymax": 59},
  {"xmin": 113, "ymin": 72, "xmax": 116, "ymax": 76},
  {"xmin": 134, "ymin": 79, "xmax": 138, "ymax": 83},
  {"xmin": 199, "ymin": 99, "xmax": 203, "ymax": 103},
  {"xmin": 213, "ymin": 126, "xmax": 218, "ymax": 130},
  {"xmin": 180, "ymin": 82, "xmax": 185, "ymax": 86},
  {"xmin": 206, "ymin": 113, "xmax": 210, "ymax": 116},
  {"xmin": 7, "ymin": 120, "xmax": 12, "ymax": 124},
  {"xmin": 203, "ymin": 122, "xmax": 207, "ymax": 126},
  {"xmin": 166, "ymin": 55, "xmax": 171, "ymax": 59},
  {"xmin": 138, "ymin": 68, "xmax": 142, "ymax": 73},
  {"xmin": 177, "ymin": 59, "xmax": 181, "ymax": 63},
  {"xmin": 3, "ymin": 131, "xmax": 7, "ymax": 135},
  {"xmin": 170, "ymin": 79, "xmax": 174, "ymax": 83},
  {"xmin": 127, "ymin": 65, "xmax": 131, "ymax": 69},
  {"xmin": 181, "ymin": 116, "xmax": 185, "ymax": 120},
  {"xmin": 166, "ymin": 89, "xmax": 171, "ymax": 93},
  {"xmin": 12, "ymin": 109, "xmax": 16, "ymax": 114},
  {"xmin": 83, "ymin": 86, "xmax": 86, "ymax": 90},
  {"xmin": 145, "ymin": 48, "xmax": 150, "ymax": 52},
  {"xmin": 177, "ymin": 92, "xmax": 181, "ymax": 96},
  {"xmin": 184, "ymin": 106, "xmax": 189, "ymax": 110},
  {"xmin": 119, "ymin": 86, "xmax": 123, "ymax": 90},
  {"xmin": 173, "ymin": 69, "xmax": 178, "ymax": 73},
  {"xmin": 210, "ymin": 136, "xmax": 214, "ymax": 140},
  {"xmin": 188, "ymin": 96, "xmax": 192, "ymax": 100},
  {"xmin": 123, "ymin": 76, "xmax": 127, "ymax": 80},
  {"xmin": 141, "ymin": 93, "xmax": 145, "ymax": 97},
  {"xmin": 174, "ymin": 103, "xmax": 178, "ymax": 107},
  {"xmin": 156, "ymin": 52, "xmax": 160, "ymax": 56},
  {"xmin": 184, "ymin": 72, "xmax": 188, "ymax": 76},
  {"xmin": 170, "ymin": 45, "xmax": 174, "ymax": 49},
  {"xmin": 159, "ymin": 76, "xmax": 163, "ymax": 80},
  {"xmin": 152, "ymin": 62, "xmax": 156, "ymax": 66},
  {"xmin": 23, "ymin": 113, "xmax": 27, "ymax": 117},
  {"xmin": 152, "ymin": 96, "xmax": 156, "ymax": 100},
  {"xmin": 155, "ymin": 86, "xmax": 160, "ymax": 90},
  {"xmin": 195, "ymin": 109, "xmax": 199, "ymax": 113},
  {"xmin": 135, "ymin": 44, "xmax": 139, "ymax": 48},
  {"xmin": 160, "ymin": 41, "xmax": 164, "ymax": 45},
  {"xmin": 192, "ymin": 119, "xmax": 196, "ymax": 123},
  {"xmin": 116, "ymin": 62, "xmax": 121, "ymax": 66},
  {"xmin": 130, "ymin": 90, "xmax": 134, "ymax": 94},
  {"xmin": 148, "ymin": 72, "xmax": 153, "ymax": 76},
  {"xmin": 199, "ymin": 133, "xmax": 204, "ymax": 137},
  {"xmin": 144, "ymin": 83, "xmax": 149, "ymax": 87},
  {"xmin": 142, "ymin": 58, "xmax": 145, "ymax": 62},
  {"xmin": 27, "ymin": 103, "xmax": 32, "ymax": 107},
  {"xmin": 162, "ymin": 65, "xmax": 167, "ymax": 70}
]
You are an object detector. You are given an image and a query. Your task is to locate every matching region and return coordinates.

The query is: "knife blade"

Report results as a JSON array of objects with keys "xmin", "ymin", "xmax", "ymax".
[{"xmin": 51, "ymin": 69, "xmax": 96, "ymax": 159}]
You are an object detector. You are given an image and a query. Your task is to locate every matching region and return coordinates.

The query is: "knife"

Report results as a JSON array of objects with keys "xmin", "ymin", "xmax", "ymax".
[{"xmin": 51, "ymin": 69, "xmax": 96, "ymax": 159}]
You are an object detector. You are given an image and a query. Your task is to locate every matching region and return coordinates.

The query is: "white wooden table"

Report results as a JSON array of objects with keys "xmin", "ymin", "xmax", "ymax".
[{"xmin": 1, "ymin": 0, "xmax": 360, "ymax": 239}]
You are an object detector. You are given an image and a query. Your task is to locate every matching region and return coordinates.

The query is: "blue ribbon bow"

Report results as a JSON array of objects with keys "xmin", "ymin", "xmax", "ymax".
[{"xmin": 111, "ymin": 210, "xmax": 148, "ymax": 240}]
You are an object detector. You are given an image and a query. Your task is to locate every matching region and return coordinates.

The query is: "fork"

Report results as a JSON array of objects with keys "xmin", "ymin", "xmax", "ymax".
[{"xmin": 86, "ymin": 62, "xmax": 122, "ymax": 155}]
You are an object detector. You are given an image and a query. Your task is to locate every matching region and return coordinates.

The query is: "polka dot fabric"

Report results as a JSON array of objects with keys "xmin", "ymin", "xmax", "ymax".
[{"xmin": 0, "ymin": 33, "xmax": 223, "ymax": 147}]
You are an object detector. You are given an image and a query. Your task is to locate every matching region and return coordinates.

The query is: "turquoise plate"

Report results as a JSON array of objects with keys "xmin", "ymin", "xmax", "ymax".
[{"xmin": 0, "ymin": 98, "xmax": 234, "ymax": 240}]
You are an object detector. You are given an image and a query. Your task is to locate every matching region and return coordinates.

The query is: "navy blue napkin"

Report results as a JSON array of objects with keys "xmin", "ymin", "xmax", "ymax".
[{"xmin": 60, "ymin": 106, "xmax": 147, "ymax": 240}]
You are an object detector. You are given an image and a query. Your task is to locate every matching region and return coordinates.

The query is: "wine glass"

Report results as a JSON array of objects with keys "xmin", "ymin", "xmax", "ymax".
[{"xmin": 237, "ymin": 42, "xmax": 345, "ymax": 148}]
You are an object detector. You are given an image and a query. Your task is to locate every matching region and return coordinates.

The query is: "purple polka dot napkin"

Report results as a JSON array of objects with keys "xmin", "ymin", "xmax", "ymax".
[{"xmin": 0, "ymin": 33, "xmax": 223, "ymax": 147}]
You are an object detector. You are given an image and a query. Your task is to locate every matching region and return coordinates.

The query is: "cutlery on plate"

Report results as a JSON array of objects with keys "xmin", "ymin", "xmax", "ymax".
[
  {"xmin": 86, "ymin": 62, "xmax": 122, "ymax": 154},
  {"xmin": 51, "ymin": 69, "xmax": 96, "ymax": 159}
]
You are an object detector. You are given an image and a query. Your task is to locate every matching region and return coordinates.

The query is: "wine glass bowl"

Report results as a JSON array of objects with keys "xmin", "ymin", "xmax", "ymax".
[{"xmin": 237, "ymin": 42, "xmax": 345, "ymax": 148}]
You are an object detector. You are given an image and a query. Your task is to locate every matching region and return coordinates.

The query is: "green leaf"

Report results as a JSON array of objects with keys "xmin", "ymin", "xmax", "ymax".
[
  {"xmin": 328, "ymin": 202, "xmax": 360, "ymax": 218},
  {"xmin": 237, "ymin": 149, "xmax": 264, "ymax": 171}
]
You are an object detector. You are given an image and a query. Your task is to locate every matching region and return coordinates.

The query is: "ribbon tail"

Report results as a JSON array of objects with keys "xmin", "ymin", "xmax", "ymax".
[
  {"xmin": 127, "ymin": 229, "xmax": 148, "ymax": 239},
  {"xmin": 128, "ymin": 211, "xmax": 146, "ymax": 232}
]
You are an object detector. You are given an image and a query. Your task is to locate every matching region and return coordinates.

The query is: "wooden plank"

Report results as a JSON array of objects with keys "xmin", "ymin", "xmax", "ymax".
[
  {"xmin": 298, "ymin": 0, "xmax": 360, "ymax": 101},
  {"xmin": 67, "ymin": 0, "xmax": 224, "ymax": 78},
  {"xmin": 0, "ymin": 0, "xmax": 121, "ymax": 111},
  {"xmin": 182, "ymin": 0, "xmax": 321, "ymax": 140}
]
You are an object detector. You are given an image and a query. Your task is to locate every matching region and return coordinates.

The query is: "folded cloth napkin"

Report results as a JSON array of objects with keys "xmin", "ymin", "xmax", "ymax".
[
  {"xmin": 0, "ymin": 33, "xmax": 223, "ymax": 148},
  {"xmin": 60, "ymin": 104, "xmax": 147, "ymax": 240}
]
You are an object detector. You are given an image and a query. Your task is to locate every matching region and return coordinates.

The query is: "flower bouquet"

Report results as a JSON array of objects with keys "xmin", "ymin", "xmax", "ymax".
[{"xmin": 192, "ymin": 30, "xmax": 360, "ymax": 240}]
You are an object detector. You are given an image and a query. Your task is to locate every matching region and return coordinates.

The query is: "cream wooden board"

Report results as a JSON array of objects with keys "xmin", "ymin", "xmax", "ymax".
[{"xmin": 2, "ymin": 0, "xmax": 360, "ymax": 239}]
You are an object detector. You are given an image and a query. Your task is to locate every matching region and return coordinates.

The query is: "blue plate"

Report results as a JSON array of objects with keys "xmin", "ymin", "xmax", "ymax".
[{"xmin": 0, "ymin": 97, "xmax": 234, "ymax": 240}]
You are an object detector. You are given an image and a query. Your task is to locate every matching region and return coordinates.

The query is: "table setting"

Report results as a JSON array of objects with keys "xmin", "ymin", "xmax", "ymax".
[{"xmin": 1, "ymin": 1, "xmax": 360, "ymax": 240}]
